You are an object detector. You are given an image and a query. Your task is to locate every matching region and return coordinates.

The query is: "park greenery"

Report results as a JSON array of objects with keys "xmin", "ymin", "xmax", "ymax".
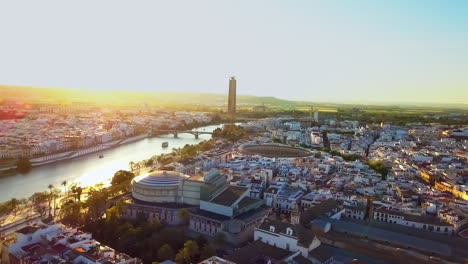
[
  {"xmin": 58, "ymin": 170, "xmax": 136, "ymax": 226},
  {"xmin": 271, "ymin": 137, "xmax": 282, "ymax": 143},
  {"xmin": 321, "ymin": 148, "xmax": 361, "ymax": 162},
  {"xmin": 56, "ymin": 168, "xmax": 226, "ymax": 264},
  {"xmin": 365, "ymin": 160, "xmax": 389, "ymax": 180},
  {"xmin": 127, "ymin": 125, "xmax": 247, "ymax": 175},
  {"xmin": 212, "ymin": 125, "xmax": 246, "ymax": 142},
  {"xmin": 83, "ymin": 213, "xmax": 222, "ymax": 264}
]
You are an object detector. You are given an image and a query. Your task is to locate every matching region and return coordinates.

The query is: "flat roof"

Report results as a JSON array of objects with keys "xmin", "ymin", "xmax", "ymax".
[{"xmin": 329, "ymin": 219, "xmax": 452, "ymax": 256}]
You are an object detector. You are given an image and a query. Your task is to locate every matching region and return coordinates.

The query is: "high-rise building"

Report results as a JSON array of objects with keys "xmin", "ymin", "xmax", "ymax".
[{"xmin": 228, "ymin": 76, "xmax": 236, "ymax": 115}]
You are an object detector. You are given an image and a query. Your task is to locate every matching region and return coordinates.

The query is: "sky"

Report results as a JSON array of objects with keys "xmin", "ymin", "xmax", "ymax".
[{"xmin": 0, "ymin": 0, "xmax": 467, "ymax": 104}]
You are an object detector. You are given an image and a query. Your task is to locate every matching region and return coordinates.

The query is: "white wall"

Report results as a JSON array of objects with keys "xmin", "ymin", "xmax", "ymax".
[{"xmin": 254, "ymin": 229, "xmax": 312, "ymax": 257}]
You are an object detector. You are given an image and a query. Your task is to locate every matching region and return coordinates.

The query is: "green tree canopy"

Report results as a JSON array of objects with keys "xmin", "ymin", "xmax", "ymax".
[
  {"xmin": 157, "ymin": 244, "xmax": 175, "ymax": 261},
  {"xmin": 200, "ymin": 244, "xmax": 216, "ymax": 260},
  {"xmin": 111, "ymin": 170, "xmax": 135, "ymax": 186},
  {"xmin": 30, "ymin": 191, "xmax": 49, "ymax": 217}
]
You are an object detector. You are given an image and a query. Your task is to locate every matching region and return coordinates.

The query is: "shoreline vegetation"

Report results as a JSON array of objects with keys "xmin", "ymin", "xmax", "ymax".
[
  {"xmin": 0, "ymin": 118, "xmax": 229, "ymax": 178},
  {"xmin": 0, "ymin": 125, "xmax": 247, "ymax": 222},
  {"xmin": 1, "ymin": 125, "xmax": 248, "ymax": 263}
]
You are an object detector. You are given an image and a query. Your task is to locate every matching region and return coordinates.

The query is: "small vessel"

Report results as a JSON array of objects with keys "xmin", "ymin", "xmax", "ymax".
[
  {"xmin": 99, "ymin": 155, "xmax": 104, "ymax": 159},
  {"xmin": 162, "ymin": 142, "xmax": 169, "ymax": 148}
]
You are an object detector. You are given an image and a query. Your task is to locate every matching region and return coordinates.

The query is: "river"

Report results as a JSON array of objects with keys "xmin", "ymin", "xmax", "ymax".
[{"xmin": 0, "ymin": 123, "xmax": 226, "ymax": 202}]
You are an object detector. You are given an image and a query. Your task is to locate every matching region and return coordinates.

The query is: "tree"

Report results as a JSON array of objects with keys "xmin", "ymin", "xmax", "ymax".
[
  {"xmin": 212, "ymin": 125, "xmax": 246, "ymax": 142},
  {"xmin": 16, "ymin": 157, "xmax": 31, "ymax": 173},
  {"xmin": 272, "ymin": 137, "xmax": 282, "ymax": 143},
  {"xmin": 86, "ymin": 188, "xmax": 109, "ymax": 219},
  {"xmin": 59, "ymin": 200, "xmax": 84, "ymax": 225},
  {"xmin": 7, "ymin": 198, "xmax": 20, "ymax": 216},
  {"xmin": 111, "ymin": 170, "xmax": 135, "ymax": 193},
  {"xmin": 129, "ymin": 161, "xmax": 137, "ymax": 174},
  {"xmin": 30, "ymin": 192, "xmax": 49, "ymax": 217},
  {"xmin": 61, "ymin": 180, "xmax": 68, "ymax": 196},
  {"xmin": 158, "ymin": 244, "xmax": 175, "ymax": 261},
  {"xmin": 195, "ymin": 235, "xmax": 208, "ymax": 248},
  {"xmin": 213, "ymin": 232, "xmax": 227, "ymax": 250},
  {"xmin": 70, "ymin": 184, "xmax": 83, "ymax": 202},
  {"xmin": 76, "ymin": 186, "xmax": 83, "ymax": 202},
  {"xmin": 175, "ymin": 241, "xmax": 199, "ymax": 264},
  {"xmin": 366, "ymin": 160, "xmax": 389, "ymax": 180},
  {"xmin": 47, "ymin": 184, "xmax": 54, "ymax": 216},
  {"xmin": 200, "ymin": 244, "xmax": 216, "ymax": 260},
  {"xmin": 183, "ymin": 240, "xmax": 199, "ymax": 260},
  {"xmin": 145, "ymin": 159, "xmax": 154, "ymax": 167},
  {"xmin": 0, "ymin": 203, "xmax": 12, "ymax": 217},
  {"xmin": 0, "ymin": 211, "xmax": 8, "ymax": 226},
  {"xmin": 105, "ymin": 200, "xmax": 126, "ymax": 224},
  {"xmin": 175, "ymin": 248, "xmax": 190, "ymax": 264},
  {"xmin": 51, "ymin": 188, "xmax": 61, "ymax": 217},
  {"xmin": 178, "ymin": 209, "xmax": 189, "ymax": 225}
]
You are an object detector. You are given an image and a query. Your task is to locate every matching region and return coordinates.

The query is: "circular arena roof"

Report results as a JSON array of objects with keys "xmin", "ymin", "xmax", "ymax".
[
  {"xmin": 132, "ymin": 171, "xmax": 189, "ymax": 188},
  {"xmin": 239, "ymin": 143, "xmax": 312, "ymax": 158}
]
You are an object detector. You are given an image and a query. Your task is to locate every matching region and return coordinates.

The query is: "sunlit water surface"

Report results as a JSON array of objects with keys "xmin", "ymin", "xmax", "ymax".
[{"xmin": 0, "ymin": 124, "xmax": 225, "ymax": 202}]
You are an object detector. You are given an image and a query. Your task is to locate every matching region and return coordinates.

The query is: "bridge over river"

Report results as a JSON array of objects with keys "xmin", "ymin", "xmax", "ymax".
[{"xmin": 150, "ymin": 129, "xmax": 213, "ymax": 139}]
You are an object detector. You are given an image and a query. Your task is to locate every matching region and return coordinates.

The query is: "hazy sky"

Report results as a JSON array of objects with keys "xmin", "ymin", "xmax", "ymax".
[{"xmin": 1, "ymin": 0, "xmax": 467, "ymax": 104}]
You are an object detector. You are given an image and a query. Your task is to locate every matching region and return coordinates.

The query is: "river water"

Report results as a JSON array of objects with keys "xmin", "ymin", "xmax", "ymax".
[{"xmin": 0, "ymin": 124, "xmax": 225, "ymax": 202}]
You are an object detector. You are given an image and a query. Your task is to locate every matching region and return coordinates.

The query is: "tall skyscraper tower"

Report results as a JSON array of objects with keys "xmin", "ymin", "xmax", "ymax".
[{"xmin": 228, "ymin": 76, "xmax": 236, "ymax": 115}]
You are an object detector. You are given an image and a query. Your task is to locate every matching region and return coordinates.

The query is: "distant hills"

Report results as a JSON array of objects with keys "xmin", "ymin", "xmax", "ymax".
[{"xmin": 1, "ymin": 84, "xmax": 467, "ymax": 111}]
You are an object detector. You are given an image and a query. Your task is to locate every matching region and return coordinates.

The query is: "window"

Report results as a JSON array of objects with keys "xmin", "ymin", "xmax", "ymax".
[
  {"xmin": 286, "ymin": 227, "xmax": 293, "ymax": 235},
  {"xmin": 270, "ymin": 226, "xmax": 275, "ymax": 232},
  {"xmin": 286, "ymin": 243, "xmax": 290, "ymax": 250}
]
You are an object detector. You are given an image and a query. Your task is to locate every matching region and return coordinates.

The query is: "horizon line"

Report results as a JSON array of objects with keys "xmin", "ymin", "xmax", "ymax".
[{"xmin": 1, "ymin": 83, "xmax": 468, "ymax": 108}]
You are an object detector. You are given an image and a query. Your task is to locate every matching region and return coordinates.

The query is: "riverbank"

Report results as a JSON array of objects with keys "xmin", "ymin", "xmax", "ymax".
[
  {"xmin": 0, "ymin": 123, "xmax": 227, "ymax": 202},
  {"xmin": 0, "ymin": 121, "xmax": 225, "ymax": 175}
]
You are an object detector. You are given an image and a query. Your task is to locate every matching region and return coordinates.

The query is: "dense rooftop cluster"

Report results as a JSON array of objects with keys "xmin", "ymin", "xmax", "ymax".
[{"xmin": 0, "ymin": 105, "xmax": 212, "ymax": 163}]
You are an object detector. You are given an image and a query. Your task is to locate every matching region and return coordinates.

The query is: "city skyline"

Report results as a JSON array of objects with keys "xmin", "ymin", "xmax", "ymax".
[
  {"xmin": 1, "ymin": 2, "xmax": 467, "ymax": 264},
  {"xmin": 0, "ymin": 1, "xmax": 467, "ymax": 104}
]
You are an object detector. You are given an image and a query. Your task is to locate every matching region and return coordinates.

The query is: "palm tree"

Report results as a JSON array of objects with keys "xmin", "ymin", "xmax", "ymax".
[
  {"xmin": 76, "ymin": 186, "xmax": 83, "ymax": 202},
  {"xmin": 52, "ymin": 192, "xmax": 60, "ymax": 217},
  {"xmin": 70, "ymin": 184, "xmax": 77, "ymax": 202},
  {"xmin": 61, "ymin": 180, "xmax": 68, "ymax": 196},
  {"xmin": 47, "ymin": 184, "xmax": 54, "ymax": 217},
  {"xmin": 129, "ymin": 161, "xmax": 137, "ymax": 174}
]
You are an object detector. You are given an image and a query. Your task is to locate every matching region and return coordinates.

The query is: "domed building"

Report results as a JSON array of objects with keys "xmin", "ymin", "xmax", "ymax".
[
  {"xmin": 131, "ymin": 170, "xmax": 202, "ymax": 205},
  {"xmin": 123, "ymin": 169, "xmax": 227, "ymax": 225},
  {"xmin": 123, "ymin": 168, "xmax": 271, "ymax": 245}
]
